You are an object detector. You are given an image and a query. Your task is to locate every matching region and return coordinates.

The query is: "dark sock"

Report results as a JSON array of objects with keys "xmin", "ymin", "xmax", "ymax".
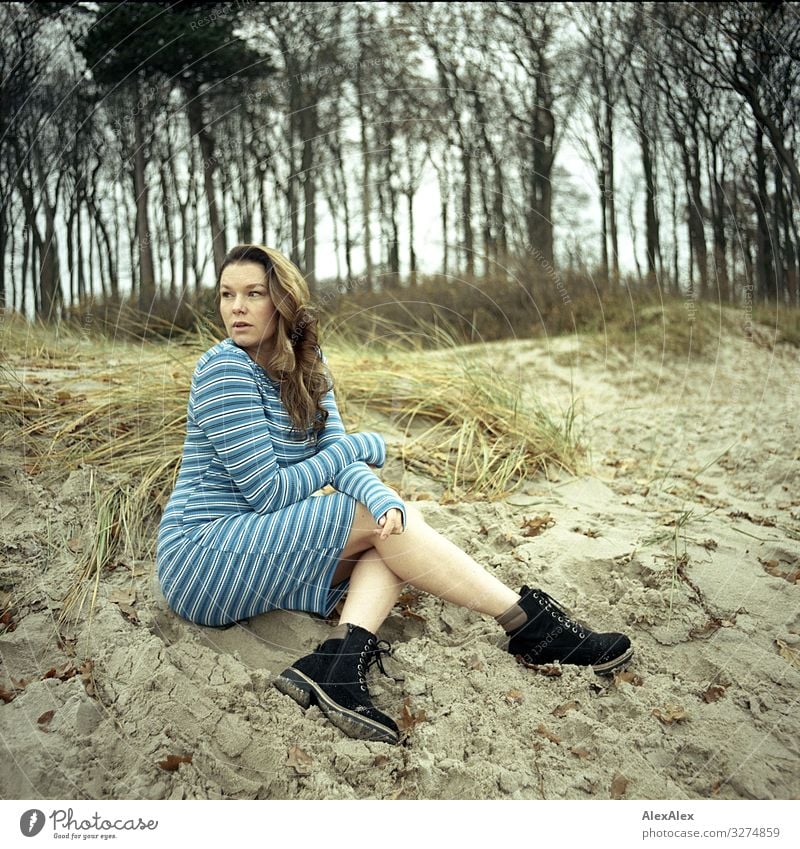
[
  {"xmin": 495, "ymin": 601, "xmax": 527, "ymax": 634},
  {"xmin": 329, "ymin": 622, "xmax": 350, "ymax": 640}
]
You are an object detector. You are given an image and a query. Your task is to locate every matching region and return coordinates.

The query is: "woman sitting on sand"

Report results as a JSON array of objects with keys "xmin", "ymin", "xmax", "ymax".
[{"xmin": 155, "ymin": 243, "xmax": 633, "ymax": 745}]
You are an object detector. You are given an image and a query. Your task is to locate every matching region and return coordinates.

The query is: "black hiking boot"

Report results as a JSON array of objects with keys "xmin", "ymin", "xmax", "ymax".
[
  {"xmin": 506, "ymin": 586, "xmax": 633, "ymax": 674},
  {"xmin": 274, "ymin": 638, "xmax": 339, "ymax": 709},
  {"xmin": 274, "ymin": 623, "xmax": 400, "ymax": 744}
]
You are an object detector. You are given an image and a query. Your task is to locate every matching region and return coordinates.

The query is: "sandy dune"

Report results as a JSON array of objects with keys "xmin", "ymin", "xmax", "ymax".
[{"xmin": 1, "ymin": 328, "xmax": 799, "ymax": 799}]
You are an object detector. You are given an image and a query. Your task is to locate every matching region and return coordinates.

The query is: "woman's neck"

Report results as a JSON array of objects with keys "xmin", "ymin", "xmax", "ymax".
[{"xmin": 234, "ymin": 340, "xmax": 280, "ymax": 381}]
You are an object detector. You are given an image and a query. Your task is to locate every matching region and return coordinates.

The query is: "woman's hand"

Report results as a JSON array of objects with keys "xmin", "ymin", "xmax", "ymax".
[{"xmin": 375, "ymin": 508, "xmax": 404, "ymax": 540}]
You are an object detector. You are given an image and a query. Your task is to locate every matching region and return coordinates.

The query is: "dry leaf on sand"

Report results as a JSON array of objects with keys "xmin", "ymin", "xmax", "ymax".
[
  {"xmin": 652, "ymin": 705, "xmax": 689, "ymax": 724},
  {"xmin": 535, "ymin": 723, "xmax": 561, "ymax": 744},
  {"xmin": 551, "ymin": 700, "xmax": 580, "ymax": 717},
  {"xmin": 611, "ymin": 773, "xmax": 629, "ymax": 798},
  {"xmin": 515, "ymin": 658, "xmax": 562, "ymax": 676},
  {"xmin": 37, "ymin": 710, "xmax": 55, "ymax": 730},
  {"xmin": 520, "ymin": 513, "xmax": 555, "ymax": 537},
  {"xmin": 398, "ymin": 697, "xmax": 427, "ymax": 732},
  {"xmin": 79, "ymin": 660, "xmax": 95, "ymax": 696},
  {"xmin": 614, "ymin": 669, "xmax": 644, "ymax": 686},
  {"xmin": 505, "ymin": 689, "xmax": 524, "ymax": 705},
  {"xmin": 701, "ymin": 684, "xmax": 727, "ymax": 703},
  {"xmin": 108, "ymin": 587, "xmax": 136, "ymax": 606},
  {"xmin": 287, "ymin": 745, "xmax": 313, "ymax": 775},
  {"xmin": 775, "ymin": 639, "xmax": 800, "ymax": 670},
  {"xmin": 158, "ymin": 754, "xmax": 192, "ymax": 771}
]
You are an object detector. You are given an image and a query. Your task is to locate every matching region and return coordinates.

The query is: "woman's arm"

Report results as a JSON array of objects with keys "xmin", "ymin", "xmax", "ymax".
[
  {"xmin": 334, "ymin": 461, "xmax": 406, "ymax": 531},
  {"xmin": 191, "ymin": 349, "xmax": 387, "ymax": 514}
]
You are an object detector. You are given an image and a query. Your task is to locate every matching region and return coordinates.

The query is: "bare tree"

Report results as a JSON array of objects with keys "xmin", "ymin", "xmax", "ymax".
[
  {"xmin": 572, "ymin": 3, "xmax": 634, "ymax": 284},
  {"xmin": 620, "ymin": 5, "xmax": 664, "ymax": 286}
]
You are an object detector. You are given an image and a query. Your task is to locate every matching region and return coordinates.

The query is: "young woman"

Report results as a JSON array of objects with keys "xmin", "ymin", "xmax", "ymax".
[{"xmin": 155, "ymin": 244, "xmax": 633, "ymax": 745}]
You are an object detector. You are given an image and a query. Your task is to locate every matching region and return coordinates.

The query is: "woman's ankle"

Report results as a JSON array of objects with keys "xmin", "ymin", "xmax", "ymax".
[
  {"xmin": 495, "ymin": 598, "xmax": 527, "ymax": 633},
  {"xmin": 329, "ymin": 622, "xmax": 351, "ymax": 640}
]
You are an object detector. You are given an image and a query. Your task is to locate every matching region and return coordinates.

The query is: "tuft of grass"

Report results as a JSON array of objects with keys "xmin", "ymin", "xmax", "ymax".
[
  {"xmin": 638, "ymin": 503, "xmax": 721, "ymax": 626},
  {"xmin": 322, "ymin": 314, "xmax": 584, "ymax": 496}
]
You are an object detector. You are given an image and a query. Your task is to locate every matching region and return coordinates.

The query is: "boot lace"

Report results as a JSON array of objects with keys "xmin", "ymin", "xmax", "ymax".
[
  {"xmin": 531, "ymin": 590, "xmax": 587, "ymax": 640},
  {"xmin": 356, "ymin": 637, "xmax": 393, "ymax": 692}
]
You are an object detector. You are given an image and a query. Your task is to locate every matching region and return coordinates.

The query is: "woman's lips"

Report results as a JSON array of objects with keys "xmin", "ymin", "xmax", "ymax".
[{"xmin": 232, "ymin": 323, "xmax": 251, "ymax": 329}]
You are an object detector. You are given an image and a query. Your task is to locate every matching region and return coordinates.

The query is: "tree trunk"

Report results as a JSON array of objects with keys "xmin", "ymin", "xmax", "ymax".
[
  {"xmin": 238, "ymin": 122, "xmax": 253, "ymax": 245},
  {"xmin": 629, "ymin": 193, "xmax": 642, "ymax": 284},
  {"xmin": 708, "ymin": 141, "xmax": 729, "ymax": 301},
  {"xmin": 493, "ymin": 157, "xmax": 508, "ymax": 279},
  {"xmin": 133, "ymin": 104, "xmax": 156, "ymax": 312},
  {"xmin": 598, "ymin": 163, "xmax": 609, "ymax": 283},
  {"xmin": 186, "ymin": 94, "xmax": 225, "ymax": 279},
  {"xmin": 159, "ymin": 164, "xmax": 177, "ymax": 298},
  {"xmin": 753, "ymin": 124, "xmax": 774, "ymax": 300},
  {"xmin": 40, "ymin": 197, "xmax": 62, "ymax": 320},
  {"xmin": 786, "ymin": 178, "xmax": 800, "ymax": 306},
  {"xmin": 341, "ymin": 157, "xmax": 353, "ymax": 284},
  {"xmin": 604, "ymin": 96, "xmax": 619, "ymax": 282},
  {"xmin": 681, "ymin": 138, "xmax": 708, "ymax": 297},
  {"xmin": 77, "ymin": 197, "xmax": 87, "ymax": 305},
  {"xmin": 29, "ymin": 144, "xmax": 63, "ymax": 321},
  {"xmin": 87, "ymin": 195, "xmax": 116, "ymax": 300},
  {"xmin": 356, "ymin": 49, "xmax": 373, "ymax": 292},
  {"xmin": 66, "ymin": 205, "xmax": 77, "ymax": 309},
  {"xmin": 461, "ymin": 148, "xmax": 474, "ymax": 278},
  {"xmin": 21, "ymin": 219, "xmax": 31, "ymax": 317},
  {"xmin": 301, "ymin": 105, "xmax": 317, "ymax": 290},
  {"xmin": 669, "ymin": 169, "xmax": 680, "ymax": 293},
  {"xmin": 380, "ymin": 125, "xmax": 400, "ymax": 288},
  {"xmin": 407, "ymin": 190, "xmax": 417, "ymax": 286},
  {"xmin": 0, "ymin": 204, "xmax": 7, "ymax": 311},
  {"xmin": 326, "ymin": 182, "xmax": 341, "ymax": 283},
  {"xmin": 432, "ymin": 148, "xmax": 450, "ymax": 277},
  {"xmin": 773, "ymin": 162, "xmax": 788, "ymax": 303},
  {"xmin": 479, "ymin": 165, "xmax": 491, "ymax": 276},
  {"xmin": 531, "ymin": 61, "xmax": 555, "ymax": 272},
  {"xmin": 640, "ymin": 128, "xmax": 660, "ymax": 283}
]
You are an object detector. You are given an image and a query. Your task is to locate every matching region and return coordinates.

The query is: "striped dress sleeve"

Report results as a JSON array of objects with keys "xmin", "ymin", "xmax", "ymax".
[
  {"xmin": 191, "ymin": 348, "xmax": 388, "ymax": 515},
  {"xmin": 315, "ymin": 348, "xmax": 407, "ymax": 531}
]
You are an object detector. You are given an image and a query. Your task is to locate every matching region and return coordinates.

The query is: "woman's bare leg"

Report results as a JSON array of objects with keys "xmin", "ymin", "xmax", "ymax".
[
  {"xmin": 335, "ymin": 548, "xmax": 405, "ymax": 634},
  {"xmin": 333, "ymin": 502, "xmax": 520, "ymax": 628}
]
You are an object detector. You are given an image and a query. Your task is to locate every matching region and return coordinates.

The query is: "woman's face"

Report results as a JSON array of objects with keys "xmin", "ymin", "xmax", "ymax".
[{"xmin": 219, "ymin": 261, "xmax": 279, "ymax": 367}]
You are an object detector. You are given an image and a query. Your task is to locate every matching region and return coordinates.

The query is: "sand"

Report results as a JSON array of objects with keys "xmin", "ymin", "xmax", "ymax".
[{"xmin": 1, "ymin": 327, "xmax": 799, "ymax": 800}]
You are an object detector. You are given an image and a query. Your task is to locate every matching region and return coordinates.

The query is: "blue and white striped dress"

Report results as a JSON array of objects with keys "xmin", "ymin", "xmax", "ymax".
[{"xmin": 155, "ymin": 338, "xmax": 406, "ymax": 627}]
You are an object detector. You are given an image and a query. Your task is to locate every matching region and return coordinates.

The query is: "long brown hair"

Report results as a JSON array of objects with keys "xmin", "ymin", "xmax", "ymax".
[{"xmin": 216, "ymin": 244, "xmax": 331, "ymax": 436}]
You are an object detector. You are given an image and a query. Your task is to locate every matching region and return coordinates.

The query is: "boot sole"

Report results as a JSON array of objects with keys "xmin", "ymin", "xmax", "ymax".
[
  {"xmin": 314, "ymin": 687, "xmax": 400, "ymax": 745},
  {"xmin": 591, "ymin": 646, "xmax": 634, "ymax": 674},
  {"xmin": 514, "ymin": 645, "xmax": 635, "ymax": 675},
  {"xmin": 274, "ymin": 667, "xmax": 399, "ymax": 745},
  {"xmin": 274, "ymin": 667, "xmax": 314, "ymax": 709}
]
